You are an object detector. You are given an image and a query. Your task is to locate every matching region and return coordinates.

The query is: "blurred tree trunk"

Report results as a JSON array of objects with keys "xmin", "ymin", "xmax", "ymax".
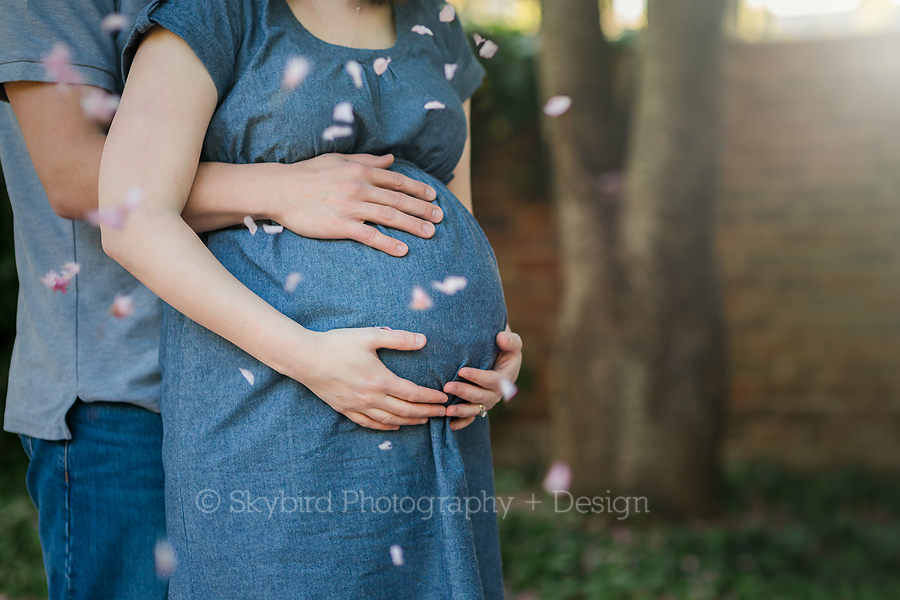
[
  {"xmin": 539, "ymin": 0, "xmax": 727, "ymax": 516},
  {"xmin": 537, "ymin": 0, "xmax": 625, "ymax": 504}
]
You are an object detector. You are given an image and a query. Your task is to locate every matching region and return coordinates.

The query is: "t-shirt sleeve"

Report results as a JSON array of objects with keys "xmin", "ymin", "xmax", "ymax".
[
  {"xmin": 438, "ymin": 4, "xmax": 487, "ymax": 103},
  {"xmin": 122, "ymin": 0, "xmax": 246, "ymax": 103},
  {"xmin": 0, "ymin": 0, "xmax": 121, "ymax": 102}
]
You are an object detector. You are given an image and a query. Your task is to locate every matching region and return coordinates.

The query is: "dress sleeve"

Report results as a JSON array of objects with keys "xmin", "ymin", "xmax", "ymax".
[
  {"xmin": 0, "ymin": 0, "xmax": 121, "ymax": 102},
  {"xmin": 122, "ymin": 0, "xmax": 247, "ymax": 103},
  {"xmin": 436, "ymin": 3, "xmax": 486, "ymax": 103}
]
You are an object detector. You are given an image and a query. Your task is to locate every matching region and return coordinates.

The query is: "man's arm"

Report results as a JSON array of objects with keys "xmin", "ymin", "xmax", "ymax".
[{"xmin": 4, "ymin": 80, "xmax": 442, "ymax": 256}]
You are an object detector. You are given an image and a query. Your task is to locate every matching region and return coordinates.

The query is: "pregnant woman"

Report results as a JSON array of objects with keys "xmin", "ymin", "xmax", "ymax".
[{"xmin": 99, "ymin": 0, "xmax": 511, "ymax": 598}]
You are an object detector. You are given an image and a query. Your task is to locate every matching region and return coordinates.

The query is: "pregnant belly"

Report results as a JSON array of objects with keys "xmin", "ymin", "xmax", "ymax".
[{"xmin": 205, "ymin": 160, "xmax": 508, "ymax": 392}]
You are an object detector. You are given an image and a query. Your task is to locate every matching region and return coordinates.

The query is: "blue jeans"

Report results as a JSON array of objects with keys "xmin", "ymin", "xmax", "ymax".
[{"xmin": 19, "ymin": 399, "xmax": 167, "ymax": 600}]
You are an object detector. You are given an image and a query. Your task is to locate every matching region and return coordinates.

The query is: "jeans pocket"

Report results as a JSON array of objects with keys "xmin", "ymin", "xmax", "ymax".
[{"xmin": 18, "ymin": 434, "xmax": 34, "ymax": 460}]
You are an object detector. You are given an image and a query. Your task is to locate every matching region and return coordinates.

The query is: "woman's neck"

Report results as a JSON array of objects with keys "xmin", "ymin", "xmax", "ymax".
[{"xmin": 285, "ymin": 0, "xmax": 397, "ymax": 49}]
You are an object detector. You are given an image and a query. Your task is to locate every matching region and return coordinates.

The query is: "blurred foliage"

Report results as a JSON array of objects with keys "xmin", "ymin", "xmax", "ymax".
[{"xmin": 498, "ymin": 463, "xmax": 900, "ymax": 599}]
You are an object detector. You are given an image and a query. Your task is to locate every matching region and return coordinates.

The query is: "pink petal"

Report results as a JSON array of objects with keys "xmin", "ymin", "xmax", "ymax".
[
  {"xmin": 100, "ymin": 12, "xmax": 130, "ymax": 33},
  {"xmin": 444, "ymin": 63, "xmax": 458, "ymax": 81},
  {"xmin": 239, "ymin": 368, "xmax": 255, "ymax": 385},
  {"xmin": 479, "ymin": 40, "xmax": 499, "ymax": 59},
  {"xmin": 109, "ymin": 294, "xmax": 135, "ymax": 319},
  {"xmin": 123, "ymin": 187, "xmax": 145, "ymax": 210},
  {"xmin": 85, "ymin": 188, "xmax": 142, "ymax": 230},
  {"xmin": 411, "ymin": 24, "xmax": 434, "ymax": 36},
  {"xmin": 345, "ymin": 60, "xmax": 363, "ymax": 88},
  {"xmin": 333, "ymin": 102, "xmax": 354, "ymax": 123},
  {"xmin": 373, "ymin": 56, "xmax": 391, "ymax": 75},
  {"xmin": 542, "ymin": 460, "xmax": 572, "ymax": 493},
  {"xmin": 262, "ymin": 224, "xmax": 284, "ymax": 234},
  {"xmin": 322, "ymin": 125, "xmax": 353, "ymax": 141},
  {"xmin": 500, "ymin": 377, "xmax": 518, "ymax": 402},
  {"xmin": 378, "ymin": 440, "xmax": 393, "ymax": 450},
  {"xmin": 424, "ymin": 100, "xmax": 445, "ymax": 110},
  {"xmin": 154, "ymin": 540, "xmax": 177, "ymax": 578},
  {"xmin": 409, "ymin": 285, "xmax": 433, "ymax": 310},
  {"xmin": 61, "ymin": 262, "xmax": 81, "ymax": 279},
  {"xmin": 284, "ymin": 272, "xmax": 303, "ymax": 293},
  {"xmin": 40, "ymin": 271, "xmax": 69, "ymax": 294},
  {"xmin": 439, "ymin": 4, "xmax": 456, "ymax": 22},
  {"xmin": 80, "ymin": 88, "xmax": 119, "ymax": 125},
  {"xmin": 283, "ymin": 56, "xmax": 309, "ymax": 90},
  {"xmin": 243, "ymin": 216, "xmax": 258, "ymax": 235},
  {"xmin": 42, "ymin": 43, "xmax": 83, "ymax": 85},
  {"xmin": 473, "ymin": 33, "xmax": 484, "ymax": 46},
  {"xmin": 389, "ymin": 544, "xmax": 404, "ymax": 566},
  {"xmin": 431, "ymin": 276, "xmax": 467, "ymax": 295},
  {"xmin": 543, "ymin": 95, "xmax": 572, "ymax": 117}
]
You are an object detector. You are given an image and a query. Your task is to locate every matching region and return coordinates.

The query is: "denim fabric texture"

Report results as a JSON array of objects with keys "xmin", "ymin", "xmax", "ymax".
[
  {"xmin": 125, "ymin": 0, "xmax": 506, "ymax": 597},
  {"xmin": 20, "ymin": 400, "xmax": 167, "ymax": 600}
]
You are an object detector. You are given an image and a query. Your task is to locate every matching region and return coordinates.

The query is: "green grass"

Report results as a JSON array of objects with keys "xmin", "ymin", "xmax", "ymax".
[
  {"xmin": 497, "ymin": 464, "xmax": 900, "ymax": 600},
  {"xmin": 0, "ymin": 436, "xmax": 46, "ymax": 600},
  {"xmin": 2, "ymin": 454, "xmax": 899, "ymax": 600}
]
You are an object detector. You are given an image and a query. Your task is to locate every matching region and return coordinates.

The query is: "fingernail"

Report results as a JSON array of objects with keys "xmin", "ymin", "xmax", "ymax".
[
  {"xmin": 418, "ymin": 418, "xmax": 428, "ymax": 424},
  {"xmin": 432, "ymin": 207, "xmax": 441, "ymax": 220},
  {"xmin": 423, "ymin": 222, "xmax": 434, "ymax": 235},
  {"xmin": 397, "ymin": 243, "xmax": 407, "ymax": 254},
  {"xmin": 414, "ymin": 333, "xmax": 425, "ymax": 346},
  {"xmin": 427, "ymin": 187, "xmax": 436, "ymax": 199}
]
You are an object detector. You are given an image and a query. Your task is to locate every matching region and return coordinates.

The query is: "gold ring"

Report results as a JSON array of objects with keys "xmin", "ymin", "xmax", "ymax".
[{"xmin": 478, "ymin": 403, "xmax": 487, "ymax": 418}]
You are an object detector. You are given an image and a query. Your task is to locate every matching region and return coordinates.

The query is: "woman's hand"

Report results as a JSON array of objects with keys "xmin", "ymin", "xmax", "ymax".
[
  {"xmin": 262, "ymin": 153, "xmax": 443, "ymax": 256},
  {"xmin": 290, "ymin": 327, "xmax": 450, "ymax": 431},
  {"xmin": 443, "ymin": 327, "xmax": 524, "ymax": 431}
]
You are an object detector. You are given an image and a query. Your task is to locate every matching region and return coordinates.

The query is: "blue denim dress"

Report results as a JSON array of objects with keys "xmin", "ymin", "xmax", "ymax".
[{"xmin": 125, "ymin": 0, "xmax": 507, "ymax": 598}]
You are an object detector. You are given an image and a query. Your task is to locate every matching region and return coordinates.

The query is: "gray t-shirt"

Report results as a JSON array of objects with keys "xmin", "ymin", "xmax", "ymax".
[{"xmin": 0, "ymin": 0, "xmax": 161, "ymax": 440}]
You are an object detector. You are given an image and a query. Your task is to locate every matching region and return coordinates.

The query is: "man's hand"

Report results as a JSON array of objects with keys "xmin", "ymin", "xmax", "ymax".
[
  {"xmin": 262, "ymin": 153, "xmax": 443, "ymax": 257},
  {"xmin": 442, "ymin": 327, "xmax": 524, "ymax": 431}
]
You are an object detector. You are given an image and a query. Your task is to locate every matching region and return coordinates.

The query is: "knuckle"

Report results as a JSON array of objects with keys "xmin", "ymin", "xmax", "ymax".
[
  {"xmin": 379, "ymin": 205, "xmax": 395, "ymax": 221},
  {"xmin": 360, "ymin": 226, "xmax": 377, "ymax": 243},
  {"xmin": 391, "ymin": 173, "xmax": 404, "ymax": 189},
  {"xmin": 391, "ymin": 191, "xmax": 405, "ymax": 209}
]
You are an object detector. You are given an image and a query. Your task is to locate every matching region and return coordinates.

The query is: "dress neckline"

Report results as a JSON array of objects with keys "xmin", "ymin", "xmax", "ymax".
[{"xmin": 277, "ymin": 0, "xmax": 412, "ymax": 60}]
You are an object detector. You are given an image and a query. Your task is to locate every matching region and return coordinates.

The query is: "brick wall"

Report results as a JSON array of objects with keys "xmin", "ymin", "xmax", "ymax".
[{"xmin": 478, "ymin": 33, "xmax": 900, "ymax": 471}]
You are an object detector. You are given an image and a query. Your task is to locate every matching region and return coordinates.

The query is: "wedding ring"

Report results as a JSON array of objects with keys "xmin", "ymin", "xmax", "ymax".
[{"xmin": 478, "ymin": 403, "xmax": 487, "ymax": 418}]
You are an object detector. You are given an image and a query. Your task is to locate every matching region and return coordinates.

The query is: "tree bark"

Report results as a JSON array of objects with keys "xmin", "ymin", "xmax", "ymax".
[
  {"xmin": 539, "ymin": 0, "xmax": 728, "ymax": 516},
  {"xmin": 537, "ymin": 0, "xmax": 624, "ymax": 499}
]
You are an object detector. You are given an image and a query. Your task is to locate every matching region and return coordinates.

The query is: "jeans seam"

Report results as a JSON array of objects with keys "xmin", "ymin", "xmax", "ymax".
[{"xmin": 63, "ymin": 439, "xmax": 73, "ymax": 600}]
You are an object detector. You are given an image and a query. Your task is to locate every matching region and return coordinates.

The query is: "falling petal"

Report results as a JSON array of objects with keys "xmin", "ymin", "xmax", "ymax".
[
  {"xmin": 283, "ymin": 56, "xmax": 309, "ymax": 90},
  {"xmin": 243, "ymin": 216, "xmax": 258, "ymax": 235},
  {"xmin": 80, "ymin": 88, "xmax": 119, "ymax": 125},
  {"xmin": 473, "ymin": 33, "xmax": 484, "ymax": 46},
  {"xmin": 284, "ymin": 272, "xmax": 303, "ymax": 293},
  {"xmin": 431, "ymin": 276, "xmax": 467, "ymax": 295},
  {"xmin": 154, "ymin": 540, "xmax": 177, "ymax": 578},
  {"xmin": 263, "ymin": 224, "xmax": 284, "ymax": 234},
  {"xmin": 543, "ymin": 95, "xmax": 572, "ymax": 117},
  {"xmin": 40, "ymin": 271, "xmax": 70, "ymax": 293},
  {"xmin": 42, "ymin": 43, "xmax": 83, "ymax": 85},
  {"xmin": 345, "ymin": 60, "xmax": 363, "ymax": 88},
  {"xmin": 61, "ymin": 262, "xmax": 81, "ymax": 279},
  {"xmin": 322, "ymin": 125, "xmax": 353, "ymax": 141},
  {"xmin": 411, "ymin": 24, "xmax": 434, "ymax": 36},
  {"xmin": 424, "ymin": 100, "xmax": 445, "ymax": 110},
  {"xmin": 444, "ymin": 63, "xmax": 458, "ymax": 81},
  {"xmin": 378, "ymin": 440, "xmax": 393, "ymax": 450},
  {"xmin": 542, "ymin": 460, "xmax": 572, "ymax": 493},
  {"xmin": 85, "ymin": 188, "xmax": 142, "ymax": 230},
  {"xmin": 239, "ymin": 368, "xmax": 255, "ymax": 385},
  {"xmin": 373, "ymin": 57, "xmax": 391, "ymax": 75},
  {"xmin": 109, "ymin": 294, "xmax": 134, "ymax": 319},
  {"xmin": 479, "ymin": 40, "xmax": 499, "ymax": 59},
  {"xmin": 389, "ymin": 544, "xmax": 404, "ymax": 566},
  {"xmin": 439, "ymin": 4, "xmax": 456, "ymax": 22},
  {"xmin": 100, "ymin": 12, "xmax": 130, "ymax": 33},
  {"xmin": 500, "ymin": 378, "xmax": 518, "ymax": 402},
  {"xmin": 333, "ymin": 102, "xmax": 354, "ymax": 123},
  {"xmin": 409, "ymin": 285, "xmax": 433, "ymax": 310}
]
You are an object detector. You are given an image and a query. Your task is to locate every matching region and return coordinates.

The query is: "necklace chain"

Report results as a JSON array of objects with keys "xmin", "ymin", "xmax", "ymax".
[{"xmin": 306, "ymin": 0, "xmax": 362, "ymax": 46}]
